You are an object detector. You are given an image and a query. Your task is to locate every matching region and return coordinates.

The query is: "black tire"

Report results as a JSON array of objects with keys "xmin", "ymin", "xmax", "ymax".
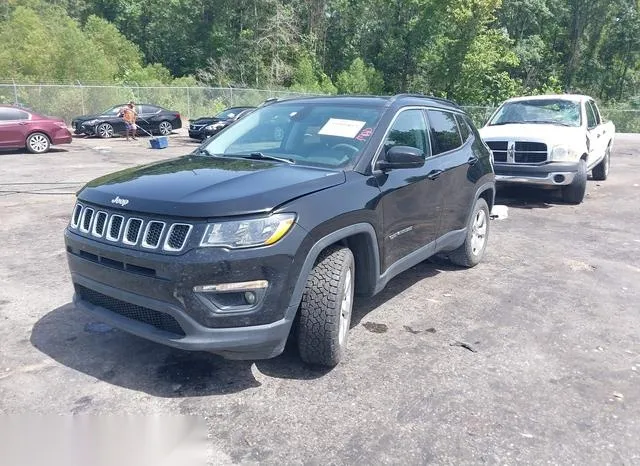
[
  {"xmin": 562, "ymin": 159, "xmax": 587, "ymax": 204},
  {"xmin": 158, "ymin": 121, "xmax": 173, "ymax": 135},
  {"xmin": 97, "ymin": 123, "xmax": 114, "ymax": 139},
  {"xmin": 297, "ymin": 245, "xmax": 355, "ymax": 367},
  {"xmin": 449, "ymin": 197, "xmax": 490, "ymax": 268},
  {"xmin": 591, "ymin": 145, "xmax": 610, "ymax": 181},
  {"xmin": 26, "ymin": 132, "xmax": 50, "ymax": 154}
]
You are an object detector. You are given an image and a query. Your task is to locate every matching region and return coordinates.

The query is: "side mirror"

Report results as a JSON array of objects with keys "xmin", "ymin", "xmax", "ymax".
[{"xmin": 377, "ymin": 146, "xmax": 425, "ymax": 171}]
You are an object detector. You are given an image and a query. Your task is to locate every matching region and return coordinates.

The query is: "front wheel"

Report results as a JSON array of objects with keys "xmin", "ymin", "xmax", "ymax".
[
  {"xmin": 97, "ymin": 123, "xmax": 114, "ymax": 139},
  {"xmin": 26, "ymin": 132, "xmax": 51, "ymax": 154},
  {"xmin": 562, "ymin": 159, "xmax": 587, "ymax": 204},
  {"xmin": 158, "ymin": 121, "xmax": 173, "ymax": 135},
  {"xmin": 297, "ymin": 246, "xmax": 355, "ymax": 367},
  {"xmin": 591, "ymin": 146, "xmax": 610, "ymax": 181},
  {"xmin": 449, "ymin": 198, "xmax": 490, "ymax": 268}
]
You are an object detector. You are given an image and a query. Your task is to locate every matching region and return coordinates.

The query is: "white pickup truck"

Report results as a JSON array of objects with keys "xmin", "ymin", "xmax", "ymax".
[{"xmin": 479, "ymin": 94, "xmax": 615, "ymax": 204}]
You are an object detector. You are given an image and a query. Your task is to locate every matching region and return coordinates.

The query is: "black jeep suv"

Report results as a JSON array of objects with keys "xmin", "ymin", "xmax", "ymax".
[{"xmin": 64, "ymin": 95, "xmax": 495, "ymax": 367}]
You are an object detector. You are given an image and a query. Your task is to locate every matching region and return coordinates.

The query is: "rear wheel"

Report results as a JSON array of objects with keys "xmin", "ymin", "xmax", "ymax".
[
  {"xmin": 562, "ymin": 159, "xmax": 587, "ymax": 204},
  {"xmin": 97, "ymin": 123, "xmax": 114, "ymax": 139},
  {"xmin": 591, "ymin": 145, "xmax": 610, "ymax": 181},
  {"xmin": 449, "ymin": 198, "xmax": 490, "ymax": 268},
  {"xmin": 26, "ymin": 132, "xmax": 50, "ymax": 154},
  {"xmin": 297, "ymin": 246, "xmax": 355, "ymax": 367},
  {"xmin": 158, "ymin": 121, "xmax": 173, "ymax": 135}
]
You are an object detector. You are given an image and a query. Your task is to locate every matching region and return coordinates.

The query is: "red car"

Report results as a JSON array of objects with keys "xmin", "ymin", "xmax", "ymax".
[{"xmin": 0, "ymin": 105, "xmax": 72, "ymax": 154}]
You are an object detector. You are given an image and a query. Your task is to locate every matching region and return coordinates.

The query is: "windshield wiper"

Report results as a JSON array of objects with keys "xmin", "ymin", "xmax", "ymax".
[
  {"xmin": 194, "ymin": 147, "xmax": 214, "ymax": 157},
  {"xmin": 232, "ymin": 152, "xmax": 295, "ymax": 164},
  {"xmin": 489, "ymin": 121, "xmax": 521, "ymax": 126},
  {"xmin": 528, "ymin": 120, "xmax": 574, "ymax": 127}
]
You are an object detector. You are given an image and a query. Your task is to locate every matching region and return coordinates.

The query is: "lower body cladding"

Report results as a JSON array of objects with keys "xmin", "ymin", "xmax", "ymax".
[
  {"xmin": 494, "ymin": 161, "xmax": 578, "ymax": 186},
  {"xmin": 64, "ymin": 226, "xmax": 309, "ymax": 360}
]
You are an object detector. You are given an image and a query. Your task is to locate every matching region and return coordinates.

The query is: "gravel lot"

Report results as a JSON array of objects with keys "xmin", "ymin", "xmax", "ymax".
[{"xmin": 0, "ymin": 131, "xmax": 639, "ymax": 465}]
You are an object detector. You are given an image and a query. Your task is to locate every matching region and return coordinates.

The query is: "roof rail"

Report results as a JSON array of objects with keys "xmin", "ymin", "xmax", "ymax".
[{"xmin": 390, "ymin": 93, "xmax": 462, "ymax": 109}]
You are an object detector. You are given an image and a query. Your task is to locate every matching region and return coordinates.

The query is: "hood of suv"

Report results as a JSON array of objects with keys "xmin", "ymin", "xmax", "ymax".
[
  {"xmin": 480, "ymin": 123, "xmax": 583, "ymax": 145},
  {"xmin": 77, "ymin": 155, "xmax": 346, "ymax": 217}
]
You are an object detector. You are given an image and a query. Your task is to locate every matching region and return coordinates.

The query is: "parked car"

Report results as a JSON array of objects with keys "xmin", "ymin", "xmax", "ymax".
[
  {"xmin": 64, "ymin": 94, "xmax": 495, "ymax": 367},
  {"xmin": 0, "ymin": 104, "xmax": 72, "ymax": 154},
  {"xmin": 71, "ymin": 104, "xmax": 182, "ymax": 138},
  {"xmin": 188, "ymin": 107, "xmax": 255, "ymax": 140},
  {"xmin": 479, "ymin": 94, "xmax": 615, "ymax": 204}
]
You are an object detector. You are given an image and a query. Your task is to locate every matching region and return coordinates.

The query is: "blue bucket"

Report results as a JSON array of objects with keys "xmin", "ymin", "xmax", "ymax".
[{"xmin": 149, "ymin": 136, "xmax": 168, "ymax": 149}]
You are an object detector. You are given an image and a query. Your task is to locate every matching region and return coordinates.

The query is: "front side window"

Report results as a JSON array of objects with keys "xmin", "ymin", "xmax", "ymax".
[
  {"xmin": 202, "ymin": 103, "xmax": 383, "ymax": 168},
  {"xmin": 587, "ymin": 101, "xmax": 601, "ymax": 126},
  {"xmin": 586, "ymin": 102, "xmax": 597, "ymax": 128},
  {"xmin": 488, "ymin": 99, "xmax": 581, "ymax": 127},
  {"xmin": 384, "ymin": 109, "xmax": 429, "ymax": 155},
  {"xmin": 428, "ymin": 110, "xmax": 462, "ymax": 155}
]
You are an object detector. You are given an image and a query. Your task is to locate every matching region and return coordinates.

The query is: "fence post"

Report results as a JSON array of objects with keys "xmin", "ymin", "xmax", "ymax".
[
  {"xmin": 77, "ymin": 80, "xmax": 85, "ymax": 115},
  {"xmin": 229, "ymin": 85, "xmax": 233, "ymax": 106},
  {"xmin": 12, "ymin": 78, "xmax": 18, "ymax": 105},
  {"xmin": 187, "ymin": 87, "xmax": 191, "ymax": 120}
]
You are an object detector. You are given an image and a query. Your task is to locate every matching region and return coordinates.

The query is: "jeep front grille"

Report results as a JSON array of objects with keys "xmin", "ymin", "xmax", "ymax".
[{"xmin": 69, "ymin": 203, "xmax": 192, "ymax": 252}]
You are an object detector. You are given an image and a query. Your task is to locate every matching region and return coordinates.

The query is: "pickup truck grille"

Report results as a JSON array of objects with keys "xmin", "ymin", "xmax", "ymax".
[
  {"xmin": 69, "ymin": 202, "xmax": 193, "ymax": 253},
  {"xmin": 486, "ymin": 141, "xmax": 548, "ymax": 164}
]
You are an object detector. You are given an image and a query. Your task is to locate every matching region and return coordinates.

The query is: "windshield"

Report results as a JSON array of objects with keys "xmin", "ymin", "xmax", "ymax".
[
  {"xmin": 215, "ymin": 108, "xmax": 246, "ymax": 120},
  {"xmin": 201, "ymin": 103, "xmax": 383, "ymax": 168},
  {"xmin": 103, "ymin": 105, "xmax": 123, "ymax": 115},
  {"xmin": 488, "ymin": 99, "xmax": 581, "ymax": 127}
]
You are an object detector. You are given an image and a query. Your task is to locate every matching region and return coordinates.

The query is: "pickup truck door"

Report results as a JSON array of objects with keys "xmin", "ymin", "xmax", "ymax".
[
  {"xmin": 375, "ymin": 108, "xmax": 443, "ymax": 271},
  {"xmin": 585, "ymin": 100, "xmax": 606, "ymax": 168}
]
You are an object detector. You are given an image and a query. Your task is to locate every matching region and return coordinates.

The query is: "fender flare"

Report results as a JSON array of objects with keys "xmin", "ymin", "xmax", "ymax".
[{"xmin": 284, "ymin": 223, "xmax": 380, "ymax": 320}]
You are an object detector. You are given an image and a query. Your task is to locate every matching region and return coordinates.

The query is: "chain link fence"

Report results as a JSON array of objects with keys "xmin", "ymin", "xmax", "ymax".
[
  {"xmin": 1, "ymin": 82, "xmax": 639, "ymax": 132},
  {"xmin": 0, "ymin": 82, "xmax": 318, "ymax": 124}
]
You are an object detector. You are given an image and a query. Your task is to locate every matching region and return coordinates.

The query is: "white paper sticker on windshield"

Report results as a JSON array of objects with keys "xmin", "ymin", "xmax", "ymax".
[{"xmin": 318, "ymin": 118, "xmax": 366, "ymax": 138}]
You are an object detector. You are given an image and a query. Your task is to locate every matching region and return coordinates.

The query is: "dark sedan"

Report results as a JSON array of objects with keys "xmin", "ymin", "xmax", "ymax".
[
  {"xmin": 72, "ymin": 104, "xmax": 182, "ymax": 138},
  {"xmin": 188, "ymin": 107, "xmax": 255, "ymax": 140},
  {"xmin": 0, "ymin": 105, "xmax": 72, "ymax": 153}
]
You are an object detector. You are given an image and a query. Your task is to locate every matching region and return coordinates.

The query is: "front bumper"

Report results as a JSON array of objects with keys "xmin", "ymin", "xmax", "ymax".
[
  {"xmin": 494, "ymin": 162, "xmax": 579, "ymax": 186},
  {"xmin": 64, "ymin": 225, "xmax": 310, "ymax": 359}
]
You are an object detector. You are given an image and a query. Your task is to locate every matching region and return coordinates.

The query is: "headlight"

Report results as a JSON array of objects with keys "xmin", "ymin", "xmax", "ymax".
[
  {"xmin": 200, "ymin": 213, "xmax": 295, "ymax": 248},
  {"xmin": 550, "ymin": 144, "xmax": 577, "ymax": 162},
  {"xmin": 205, "ymin": 123, "xmax": 224, "ymax": 131}
]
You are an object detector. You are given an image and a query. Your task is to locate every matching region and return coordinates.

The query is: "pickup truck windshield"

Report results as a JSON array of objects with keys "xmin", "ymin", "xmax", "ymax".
[
  {"xmin": 200, "ymin": 103, "xmax": 383, "ymax": 168},
  {"xmin": 489, "ymin": 99, "xmax": 581, "ymax": 127}
]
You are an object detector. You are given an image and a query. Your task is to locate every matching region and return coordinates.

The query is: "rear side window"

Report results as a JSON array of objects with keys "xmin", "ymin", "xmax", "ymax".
[
  {"xmin": 0, "ymin": 108, "xmax": 29, "ymax": 121},
  {"xmin": 455, "ymin": 114, "xmax": 471, "ymax": 142},
  {"xmin": 428, "ymin": 110, "xmax": 462, "ymax": 155},
  {"xmin": 140, "ymin": 105, "xmax": 160, "ymax": 114},
  {"xmin": 384, "ymin": 109, "xmax": 429, "ymax": 155}
]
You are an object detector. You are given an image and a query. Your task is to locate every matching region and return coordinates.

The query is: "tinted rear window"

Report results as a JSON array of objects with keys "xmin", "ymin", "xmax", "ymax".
[{"xmin": 428, "ymin": 110, "xmax": 462, "ymax": 155}]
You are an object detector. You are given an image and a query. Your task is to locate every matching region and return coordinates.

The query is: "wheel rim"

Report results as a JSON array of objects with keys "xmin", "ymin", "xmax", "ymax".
[
  {"xmin": 99, "ymin": 124, "xmax": 113, "ymax": 138},
  {"xmin": 159, "ymin": 121, "xmax": 172, "ymax": 135},
  {"xmin": 29, "ymin": 134, "xmax": 48, "ymax": 153},
  {"xmin": 338, "ymin": 268, "xmax": 353, "ymax": 346},
  {"xmin": 470, "ymin": 209, "xmax": 487, "ymax": 255}
]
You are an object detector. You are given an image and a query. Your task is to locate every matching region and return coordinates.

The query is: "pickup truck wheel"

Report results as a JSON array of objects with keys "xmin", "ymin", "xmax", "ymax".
[
  {"xmin": 591, "ymin": 145, "xmax": 610, "ymax": 181},
  {"xmin": 297, "ymin": 245, "xmax": 355, "ymax": 367},
  {"xmin": 562, "ymin": 159, "xmax": 587, "ymax": 204},
  {"xmin": 449, "ymin": 198, "xmax": 490, "ymax": 268}
]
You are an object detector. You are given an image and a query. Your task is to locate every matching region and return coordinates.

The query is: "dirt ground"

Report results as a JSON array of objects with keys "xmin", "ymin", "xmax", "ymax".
[{"xmin": 0, "ymin": 131, "xmax": 639, "ymax": 465}]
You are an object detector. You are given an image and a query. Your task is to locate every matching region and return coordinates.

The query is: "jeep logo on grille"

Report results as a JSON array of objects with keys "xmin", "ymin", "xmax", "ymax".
[{"xmin": 111, "ymin": 196, "xmax": 129, "ymax": 207}]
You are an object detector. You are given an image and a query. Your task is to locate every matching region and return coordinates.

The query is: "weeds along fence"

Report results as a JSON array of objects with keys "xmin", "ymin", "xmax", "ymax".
[
  {"xmin": 0, "ymin": 82, "xmax": 318, "ymax": 123},
  {"xmin": 1, "ymin": 83, "xmax": 639, "ymax": 132}
]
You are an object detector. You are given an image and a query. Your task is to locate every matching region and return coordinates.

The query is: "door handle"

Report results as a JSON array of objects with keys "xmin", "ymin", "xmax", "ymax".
[
  {"xmin": 467, "ymin": 156, "xmax": 478, "ymax": 165},
  {"xmin": 427, "ymin": 169, "xmax": 443, "ymax": 180}
]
